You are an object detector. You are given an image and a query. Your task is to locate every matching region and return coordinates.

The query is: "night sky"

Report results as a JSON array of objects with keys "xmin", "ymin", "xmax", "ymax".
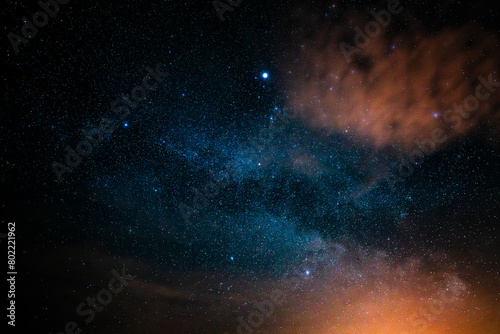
[{"xmin": 2, "ymin": 0, "xmax": 499, "ymax": 333}]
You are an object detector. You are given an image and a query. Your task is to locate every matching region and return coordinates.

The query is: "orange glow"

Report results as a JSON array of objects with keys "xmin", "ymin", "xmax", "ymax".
[{"xmin": 280, "ymin": 13, "xmax": 500, "ymax": 152}]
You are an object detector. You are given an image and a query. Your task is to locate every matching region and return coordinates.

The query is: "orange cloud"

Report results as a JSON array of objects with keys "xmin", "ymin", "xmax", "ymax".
[{"xmin": 280, "ymin": 11, "xmax": 500, "ymax": 152}]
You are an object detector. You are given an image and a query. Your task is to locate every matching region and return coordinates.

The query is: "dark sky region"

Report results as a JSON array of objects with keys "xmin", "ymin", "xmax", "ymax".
[{"xmin": 1, "ymin": 0, "xmax": 499, "ymax": 333}]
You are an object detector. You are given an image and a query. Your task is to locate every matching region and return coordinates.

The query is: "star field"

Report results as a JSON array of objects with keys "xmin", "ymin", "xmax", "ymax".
[{"xmin": 2, "ymin": 0, "xmax": 499, "ymax": 333}]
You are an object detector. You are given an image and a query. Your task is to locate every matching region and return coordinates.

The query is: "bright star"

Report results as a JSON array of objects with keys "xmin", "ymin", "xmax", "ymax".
[{"xmin": 262, "ymin": 72, "xmax": 269, "ymax": 79}]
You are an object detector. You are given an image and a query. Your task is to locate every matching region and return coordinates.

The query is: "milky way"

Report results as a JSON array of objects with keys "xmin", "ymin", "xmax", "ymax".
[{"xmin": 2, "ymin": 0, "xmax": 499, "ymax": 333}]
